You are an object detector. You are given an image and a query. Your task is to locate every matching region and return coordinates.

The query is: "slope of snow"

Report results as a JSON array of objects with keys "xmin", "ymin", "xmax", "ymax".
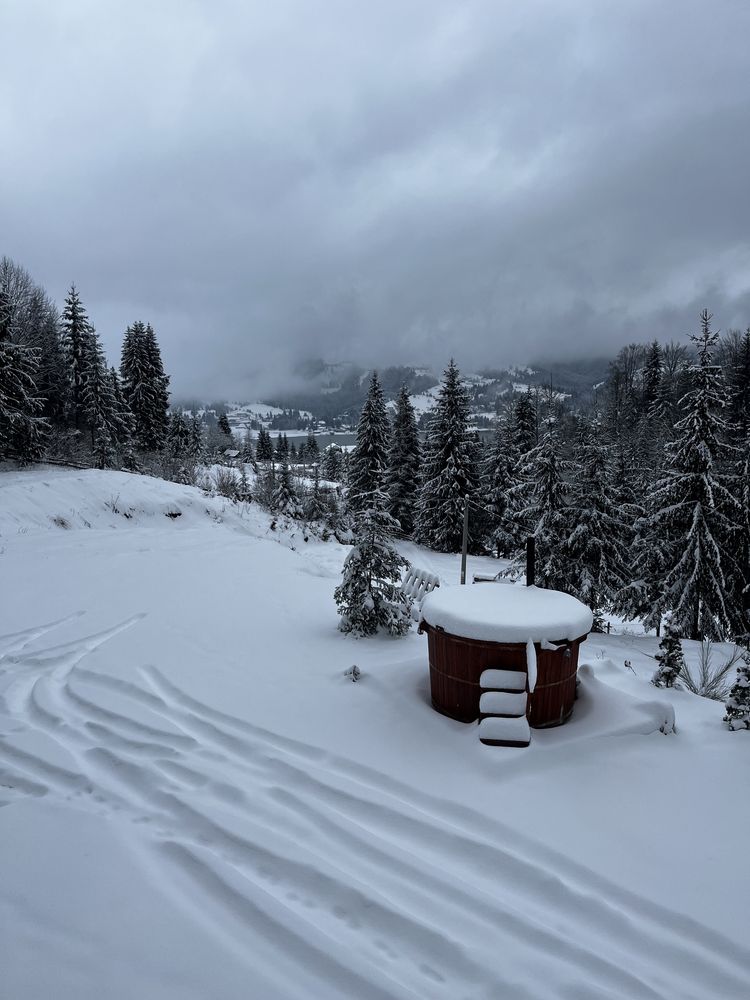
[{"xmin": 1, "ymin": 468, "xmax": 748, "ymax": 1000}]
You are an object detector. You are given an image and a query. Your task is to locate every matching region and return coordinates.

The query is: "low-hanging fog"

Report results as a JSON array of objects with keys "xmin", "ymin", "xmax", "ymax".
[{"xmin": 3, "ymin": 0, "xmax": 750, "ymax": 398}]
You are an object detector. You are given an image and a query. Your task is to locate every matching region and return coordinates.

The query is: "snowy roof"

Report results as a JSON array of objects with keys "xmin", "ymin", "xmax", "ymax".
[{"xmin": 420, "ymin": 583, "xmax": 593, "ymax": 643}]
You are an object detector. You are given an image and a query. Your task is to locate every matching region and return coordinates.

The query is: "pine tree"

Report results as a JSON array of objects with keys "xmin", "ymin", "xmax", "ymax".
[
  {"xmin": 414, "ymin": 360, "xmax": 479, "ymax": 552},
  {"xmin": 108, "ymin": 368, "xmax": 135, "ymax": 461},
  {"xmin": 646, "ymin": 311, "xmax": 739, "ymax": 640},
  {"xmin": 642, "ymin": 340, "xmax": 663, "ymax": 414},
  {"xmin": 512, "ymin": 417, "xmax": 576, "ymax": 591},
  {"xmin": 304, "ymin": 430, "xmax": 320, "ymax": 466},
  {"xmin": 724, "ymin": 649, "xmax": 750, "ymax": 730},
  {"xmin": 304, "ymin": 464, "xmax": 328, "ymax": 522},
  {"xmin": 271, "ymin": 456, "xmax": 301, "ymax": 517},
  {"xmin": 120, "ymin": 321, "xmax": 170, "ymax": 451},
  {"xmin": 218, "ymin": 413, "xmax": 232, "ymax": 438},
  {"xmin": 322, "ymin": 443, "xmax": 344, "ymax": 481},
  {"xmin": 189, "ymin": 414, "xmax": 204, "ymax": 462},
  {"xmin": 255, "ymin": 426, "xmax": 273, "ymax": 462},
  {"xmin": 61, "ymin": 284, "xmax": 94, "ymax": 430},
  {"xmin": 334, "ymin": 490, "xmax": 412, "ymax": 636},
  {"xmin": 143, "ymin": 323, "xmax": 170, "ymax": 445},
  {"xmin": 242, "ymin": 431, "xmax": 255, "ymax": 465},
  {"xmin": 727, "ymin": 328, "xmax": 750, "ymax": 441},
  {"xmin": 348, "ymin": 372, "xmax": 390, "ymax": 514},
  {"xmin": 82, "ymin": 335, "xmax": 118, "ymax": 468},
  {"xmin": 651, "ymin": 618, "xmax": 686, "ymax": 688},
  {"xmin": 565, "ymin": 418, "xmax": 629, "ymax": 620},
  {"xmin": 514, "ymin": 389, "xmax": 537, "ymax": 455},
  {"xmin": 385, "ymin": 385, "xmax": 420, "ymax": 535},
  {"xmin": 481, "ymin": 407, "xmax": 518, "ymax": 557},
  {"xmin": 0, "ymin": 287, "xmax": 47, "ymax": 462}
]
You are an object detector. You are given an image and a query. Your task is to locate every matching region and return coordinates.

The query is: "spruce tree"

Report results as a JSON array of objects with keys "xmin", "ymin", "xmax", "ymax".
[
  {"xmin": 481, "ymin": 407, "xmax": 518, "ymax": 557},
  {"xmin": 304, "ymin": 464, "xmax": 328, "ymax": 522},
  {"xmin": 304, "ymin": 430, "xmax": 320, "ymax": 466},
  {"xmin": 0, "ymin": 287, "xmax": 47, "ymax": 462},
  {"xmin": 511, "ymin": 417, "xmax": 576, "ymax": 591},
  {"xmin": 255, "ymin": 427, "xmax": 273, "ymax": 462},
  {"xmin": 218, "ymin": 413, "xmax": 232, "ymax": 438},
  {"xmin": 385, "ymin": 385, "xmax": 420, "ymax": 535},
  {"xmin": 334, "ymin": 489, "xmax": 412, "ymax": 636},
  {"xmin": 82, "ymin": 336, "xmax": 118, "ymax": 468},
  {"xmin": 728, "ymin": 327, "xmax": 750, "ymax": 441},
  {"xmin": 566, "ymin": 418, "xmax": 629, "ymax": 621},
  {"xmin": 514, "ymin": 388, "xmax": 537, "ymax": 455},
  {"xmin": 646, "ymin": 311, "xmax": 738, "ymax": 640},
  {"xmin": 61, "ymin": 284, "xmax": 94, "ymax": 430},
  {"xmin": 651, "ymin": 618, "xmax": 686, "ymax": 688},
  {"xmin": 120, "ymin": 321, "xmax": 170, "ymax": 451},
  {"xmin": 322, "ymin": 444, "xmax": 344, "ymax": 481},
  {"xmin": 414, "ymin": 360, "xmax": 479, "ymax": 552},
  {"xmin": 242, "ymin": 431, "xmax": 255, "ymax": 465},
  {"xmin": 271, "ymin": 456, "xmax": 301, "ymax": 517},
  {"xmin": 348, "ymin": 372, "xmax": 390, "ymax": 514},
  {"xmin": 724, "ymin": 649, "xmax": 750, "ymax": 730}
]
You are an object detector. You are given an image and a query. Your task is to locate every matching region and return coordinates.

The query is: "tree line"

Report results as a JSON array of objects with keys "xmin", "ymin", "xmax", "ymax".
[{"xmin": 338, "ymin": 320, "xmax": 750, "ymax": 644}]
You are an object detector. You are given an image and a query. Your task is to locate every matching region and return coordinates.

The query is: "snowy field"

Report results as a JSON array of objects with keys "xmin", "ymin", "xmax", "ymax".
[{"xmin": 1, "ymin": 467, "xmax": 748, "ymax": 1000}]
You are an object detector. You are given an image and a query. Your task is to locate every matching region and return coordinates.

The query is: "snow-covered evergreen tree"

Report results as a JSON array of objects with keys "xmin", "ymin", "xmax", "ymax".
[
  {"xmin": 304, "ymin": 430, "xmax": 320, "ymax": 466},
  {"xmin": 271, "ymin": 456, "xmax": 302, "ymax": 517},
  {"xmin": 348, "ymin": 372, "xmax": 390, "ymax": 515},
  {"xmin": 724, "ymin": 649, "xmax": 750, "ymax": 729},
  {"xmin": 414, "ymin": 360, "xmax": 479, "ymax": 552},
  {"xmin": 303, "ymin": 464, "xmax": 328, "ymax": 522},
  {"xmin": 566, "ymin": 418, "xmax": 629, "ymax": 620},
  {"xmin": 255, "ymin": 426, "xmax": 273, "ymax": 462},
  {"xmin": 481, "ymin": 407, "xmax": 518, "ymax": 557},
  {"xmin": 335, "ymin": 490, "xmax": 412, "ymax": 636},
  {"xmin": 385, "ymin": 385, "xmax": 420, "ymax": 535},
  {"xmin": 513, "ymin": 389, "xmax": 537, "ymax": 455},
  {"xmin": 322, "ymin": 443, "xmax": 344, "ymax": 481},
  {"xmin": 61, "ymin": 284, "xmax": 94, "ymax": 430},
  {"xmin": 82, "ymin": 336, "xmax": 118, "ymax": 468},
  {"xmin": 651, "ymin": 618, "xmax": 686, "ymax": 688},
  {"xmin": 511, "ymin": 416, "xmax": 576, "ymax": 591},
  {"xmin": 727, "ymin": 327, "xmax": 750, "ymax": 441},
  {"xmin": 0, "ymin": 287, "xmax": 47, "ymax": 463},
  {"xmin": 120, "ymin": 321, "xmax": 170, "ymax": 451},
  {"xmin": 217, "ymin": 413, "xmax": 232, "ymax": 438},
  {"xmin": 645, "ymin": 311, "xmax": 738, "ymax": 640},
  {"xmin": 242, "ymin": 431, "xmax": 255, "ymax": 465}
]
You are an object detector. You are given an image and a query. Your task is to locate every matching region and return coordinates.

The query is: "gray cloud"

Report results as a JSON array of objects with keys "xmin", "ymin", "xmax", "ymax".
[{"xmin": 2, "ymin": 0, "xmax": 749, "ymax": 397}]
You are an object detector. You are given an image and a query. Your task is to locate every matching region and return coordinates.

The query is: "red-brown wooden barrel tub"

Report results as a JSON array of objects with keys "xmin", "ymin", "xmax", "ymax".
[
  {"xmin": 419, "ymin": 622, "xmax": 587, "ymax": 727},
  {"xmin": 418, "ymin": 583, "xmax": 593, "ymax": 729}
]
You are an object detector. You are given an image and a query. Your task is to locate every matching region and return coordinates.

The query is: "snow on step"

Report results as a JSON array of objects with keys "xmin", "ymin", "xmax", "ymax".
[
  {"xmin": 480, "ymin": 669, "xmax": 527, "ymax": 691},
  {"xmin": 479, "ymin": 716, "xmax": 530, "ymax": 746},
  {"xmin": 479, "ymin": 690, "xmax": 528, "ymax": 716}
]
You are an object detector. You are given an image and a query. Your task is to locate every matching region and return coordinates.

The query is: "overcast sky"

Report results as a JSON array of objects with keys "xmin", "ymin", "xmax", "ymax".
[{"xmin": 3, "ymin": 0, "xmax": 750, "ymax": 397}]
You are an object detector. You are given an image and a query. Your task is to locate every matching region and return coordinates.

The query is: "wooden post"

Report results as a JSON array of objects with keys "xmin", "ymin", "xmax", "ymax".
[
  {"xmin": 460, "ymin": 497, "xmax": 469, "ymax": 585},
  {"xmin": 525, "ymin": 536, "xmax": 535, "ymax": 587}
]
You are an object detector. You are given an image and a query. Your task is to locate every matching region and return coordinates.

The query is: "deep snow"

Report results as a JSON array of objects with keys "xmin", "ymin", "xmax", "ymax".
[{"xmin": 1, "ymin": 467, "xmax": 748, "ymax": 1000}]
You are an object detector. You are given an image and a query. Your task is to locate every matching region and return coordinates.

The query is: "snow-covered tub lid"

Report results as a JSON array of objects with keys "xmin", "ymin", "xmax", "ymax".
[{"xmin": 420, "ymin": 583, "xmax": 593, "ymax": 644}]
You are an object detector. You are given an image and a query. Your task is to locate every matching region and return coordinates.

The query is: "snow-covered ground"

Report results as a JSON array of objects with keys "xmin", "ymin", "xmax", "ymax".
[{"xmin": 1, "ymin": 468, "xmax": 748, "ymax": 1000}]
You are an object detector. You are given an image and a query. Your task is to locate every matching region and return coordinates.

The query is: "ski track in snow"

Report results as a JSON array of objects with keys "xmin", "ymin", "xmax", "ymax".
[{"xmin": 1, "ymin": 618, "xmax": 747, "ymax": 1000}]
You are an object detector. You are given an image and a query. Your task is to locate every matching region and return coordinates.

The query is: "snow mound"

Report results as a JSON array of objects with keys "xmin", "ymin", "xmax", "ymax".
[
  {"xmin": 421, "ymin": 583, "xmax": 593, "ymax": 643},
  {"xmin": 0, "ymin": 467, "xmax": 262, "ymax": 537}
]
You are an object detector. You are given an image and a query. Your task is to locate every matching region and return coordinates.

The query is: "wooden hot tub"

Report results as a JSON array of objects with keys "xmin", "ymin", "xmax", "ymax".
[{"xmin": 419, "ymin": 583, "xmax": 593, "ymax": 729}]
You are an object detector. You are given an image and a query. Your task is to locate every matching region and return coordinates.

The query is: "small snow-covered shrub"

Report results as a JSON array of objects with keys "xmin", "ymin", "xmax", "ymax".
[
  {"xmin": 724, "ymin": 649, "xmax": 750, "ymax": 729},
  {"xmin": 335, "ymin": 502, "xmax": 412, "ymax": 637},
  {"xmin": 651, "ymin": 618, "xmax": 685, "ymax": 688}
]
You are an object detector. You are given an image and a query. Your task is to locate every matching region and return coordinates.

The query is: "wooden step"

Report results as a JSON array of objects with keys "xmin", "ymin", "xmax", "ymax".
[
  {"xmin": 479, "ymin": 668, "xmax": 527, "ymax": 692},
  {"xmin": 479, "ymin": 715, "xmax": 531, "ymax": 748},
  {"xmin": 479, "ymin": 690, "xmax": 528, "ymax": 717}
]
